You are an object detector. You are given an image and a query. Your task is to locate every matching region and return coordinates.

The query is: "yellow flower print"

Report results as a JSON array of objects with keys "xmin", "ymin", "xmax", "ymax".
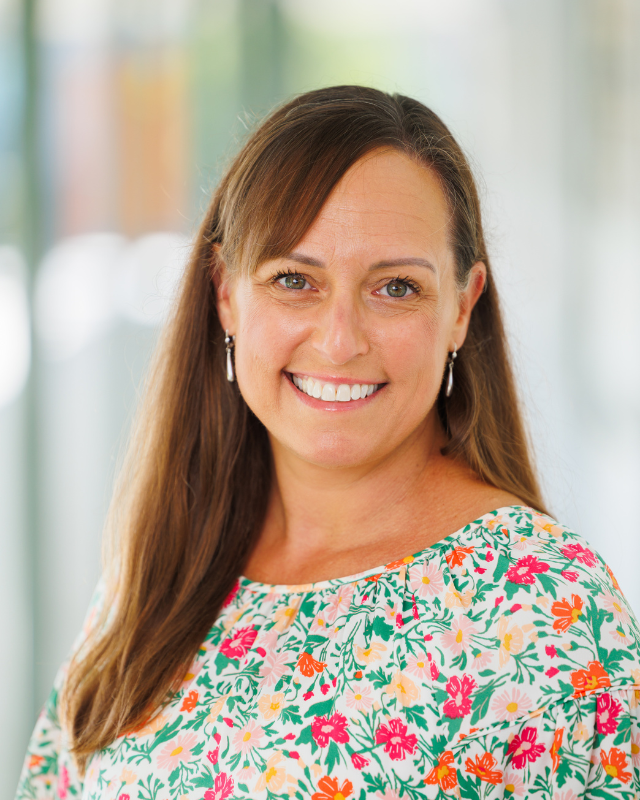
[
  {"xmin": 258, "ymin": 692, "xmax": 286, "ymax": 720},
  {"xmin": 384, "ymin": 670, "xmax": 420, "ymax": 707},
  {"xmin": 354, "ymin": 641, "xmax": 387, "ymax": 665},
  {"xmin": 573, "ymin": 722, "xmax": 589, "ymax": 741},
  {"xmin": 120, "ymin": 767, "xmax": 137, "ymax": 784},
  {"xmin": 445, "ymin": 588, "xmax": 475, "ymax": 609},
  {"xmin": 207, "ymin": 692, "xmax": 230, "ymax": 722},
  {"xmin": 255, "ymin": 751, "xmax": 287, "ymax": 792},
  {"xmin": 222, "ymin": 603, "xmax": 250, "ymax": 632},
  {"xmin": 273, "ymin": 599, "xmax": 301, "ymax": 631},
  {"xmin": 133, "ymin": 712, "xmax": 169, "ymax": 738},
  {"xmin": 497, "ymin": 616, "xmax": 524, "ymax": 668}
]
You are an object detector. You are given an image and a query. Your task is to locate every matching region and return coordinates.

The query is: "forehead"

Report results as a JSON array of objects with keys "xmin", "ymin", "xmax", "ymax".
[{"xmin": 294, "ymin": 148, "xmax": 452, "ymax": 263}]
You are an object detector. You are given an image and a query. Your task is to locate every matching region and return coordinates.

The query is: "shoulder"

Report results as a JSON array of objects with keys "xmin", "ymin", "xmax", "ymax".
[{"xmin": 424, "ymin": 506, "xmax": 640, "ymax": 732}]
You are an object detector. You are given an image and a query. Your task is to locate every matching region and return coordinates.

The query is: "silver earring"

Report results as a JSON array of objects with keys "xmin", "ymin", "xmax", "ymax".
[
  {"xmin": 225, "ymin": 330, "xmax": 235, "ymax": 382},
  {"xmin": 445, "ymin": 344, "xmax": 457, "ymax": 397}
]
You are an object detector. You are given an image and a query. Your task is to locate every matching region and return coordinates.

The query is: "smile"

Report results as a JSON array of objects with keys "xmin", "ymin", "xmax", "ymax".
[{"xmin": 288, "ymin": 373, "xmax": 382, "ymax": 402}]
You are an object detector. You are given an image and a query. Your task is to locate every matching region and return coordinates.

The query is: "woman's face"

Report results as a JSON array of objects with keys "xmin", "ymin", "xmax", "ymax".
[{"xmin": 217, "ymin": 148, "xmax": 485, "ymax": 469}]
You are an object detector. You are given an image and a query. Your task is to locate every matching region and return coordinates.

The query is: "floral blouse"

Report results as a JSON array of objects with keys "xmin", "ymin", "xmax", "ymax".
[{"xmin": 16, "ymin": 506, "xmax": 640, "ymax": 800}]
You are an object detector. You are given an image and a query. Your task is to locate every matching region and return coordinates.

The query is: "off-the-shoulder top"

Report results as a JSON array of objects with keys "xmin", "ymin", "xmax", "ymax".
[{"xmin": 16, "ymin": 506, "xmax": 640, "ymax": 799}]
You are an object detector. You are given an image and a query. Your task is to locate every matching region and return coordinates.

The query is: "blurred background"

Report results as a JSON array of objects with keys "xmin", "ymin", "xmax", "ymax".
[{"xmin": 2, "ymin": 0, "xmax": 640, "ymax": 792}]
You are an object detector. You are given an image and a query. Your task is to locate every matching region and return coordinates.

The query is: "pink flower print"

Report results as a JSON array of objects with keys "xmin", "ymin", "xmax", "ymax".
[
  {"xmin": 232, "ymin": 718, "xmax": 264, "ymax": 755},
  {"xmin": 552, "ymin": 792, "xmax": 580, "ymax": 800},
  {"xmin": 405, "ymin": 653, "xmax": 431, "ymax": 679},
  {"xmin": 597, "ymin": 693, "xmax": 622, "ymax": 735},
  {"xmin": 546, "ymin": 645, "xmax": 557, "ymax": 658},
  {"xmin": 220, "ymin": 626, "xmax": 257, "ymax": 660},
  {"xmin": 491, "ymin": 687, "xmax": 533, "ymax": 722},
  {"xmin": 412, "ymin": 594, "xmax": 419, "ymax": 620},
  {"xmin": 222, "ymin": 579, "xmax": 240, "ymax": 608},
  {"xmin": 443, "ymin": 674, "xmax": 476, "ymax": 718},
  {"xmin": 561, "ymin": 543, "xmax": 597, "ymax": 567},
  {"xmin": 375, "ymin": 717, "xmax": 418, "ymax": 761},
  {"xmin": 351, "ymin": 752, "xmax": 369, "ymax": 769},
  {"xmin": 259, "ymin": 649, "xmax": 293, "ymax": 688},
  {"xmin": 546, "ymin": 667, "xmax": 559, "ymax": 678},
  {"xmin": 472, "ymin": 651, "xmax": 493, "ymax": 670},
  {"xmin": 602, "ymin": 592, "xmax": 630, "ymax": 623},
  {"xmin": 630, "ymin": 732, "xmax": 640, "ymax": 767},
  {"xmin": 441, "ymin": 616, "xmax": 477, "ymax": 656},
  {"xmin": 207, "ymin": 748, "xmax": 219, "ymax": 765},
  {"xmin": 204, "ymin": 772, "xmax": 235, "ymax": 800},
  {"xmin": 428, "ymin": 654, "xmax": 440, "ymax": 680},
  {"xmin": 156, "ymin": 732, "xmax": 198, "ymax": 770},
  {"xmin": 345, "ymin": 682, "xmax": 374, "ymax": 712},
  {"xmin": 311, "ymin": 712, "xmax": 350, "ymax": 747},
  {"xmin": 561, "ymin": 570, "xmax": 579, "ymax": 582},
  {"xmin": 325, "ymin": 584, "xmax": 355, "ymax": 622},
  {"xmin": 503, "ymin": 770, "xmax": 525, "ymax": 796},
  {"xmin": 507, "ymin": 726, "xmax": 545, "ymax": 769},
  {"xmin": 58, "ymin": 766, "xmax": 70, "ymax": 799},
  {"xmin": 506, "ymin": 555, "xmax": 550, "ymax": 584},
  {"xmin": 409, "ymin": 561, "xmax": 444, "ymax": 597}
]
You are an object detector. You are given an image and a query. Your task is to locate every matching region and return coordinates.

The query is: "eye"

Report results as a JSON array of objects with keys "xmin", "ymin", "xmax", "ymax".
[
  {"xmin": 275, "ymin": 272, "xmax": 311, "ymax": 290},
  {"xmin": 379, "ymin": 278, "xmax": 418, "ymax": 298}
]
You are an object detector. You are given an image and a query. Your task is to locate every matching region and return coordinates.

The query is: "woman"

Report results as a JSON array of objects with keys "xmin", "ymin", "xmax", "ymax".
[{"xmin": 17, "ymin": 86, "xmax": 640, "ymax": 799}]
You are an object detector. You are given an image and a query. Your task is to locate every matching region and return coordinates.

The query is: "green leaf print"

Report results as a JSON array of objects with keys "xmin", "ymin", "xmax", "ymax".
[{"xmin": 372, "ymin": 615, "xmax": 394, "ymax": 641}]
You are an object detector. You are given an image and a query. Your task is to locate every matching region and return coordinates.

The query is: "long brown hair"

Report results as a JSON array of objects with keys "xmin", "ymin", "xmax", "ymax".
[{"xmin": 62, "ymin": 85, "xmax": 546, "ymax": 765}]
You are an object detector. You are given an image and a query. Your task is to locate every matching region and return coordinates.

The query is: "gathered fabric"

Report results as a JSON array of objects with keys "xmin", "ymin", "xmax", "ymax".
[{"xmin": 17, "ymin": 506, "xmax": 640, "ymax": 799}]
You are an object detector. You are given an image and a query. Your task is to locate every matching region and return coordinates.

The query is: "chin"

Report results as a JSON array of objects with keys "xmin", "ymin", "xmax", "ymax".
[{"xmin": 284, "ymin": 431, "xmax": 386, "ymax": 469}]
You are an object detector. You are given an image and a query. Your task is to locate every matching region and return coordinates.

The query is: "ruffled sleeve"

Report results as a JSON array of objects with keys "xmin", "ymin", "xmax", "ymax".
[
  {"xmin": 15, "ymin": 578, "xmax": 106, "ymax": 799},
  {"xmin": 446, "ymin": 683, "xmax": 640, "ymax": 798}
]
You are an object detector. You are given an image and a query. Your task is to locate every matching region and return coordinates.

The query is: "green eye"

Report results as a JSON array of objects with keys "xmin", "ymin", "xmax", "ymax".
[
  {"xmin": 281, "ymin": 274, "xmax": 308, "ymax": 290},
  {"xmin": 386, "ymin": 280, "xmax": 408, "ymax": 297}
]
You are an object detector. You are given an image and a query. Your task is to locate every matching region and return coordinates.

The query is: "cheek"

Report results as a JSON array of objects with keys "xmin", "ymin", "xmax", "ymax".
[{"xmin": 235, "ymin": 298, "xmax": 302, "ymax": 384}]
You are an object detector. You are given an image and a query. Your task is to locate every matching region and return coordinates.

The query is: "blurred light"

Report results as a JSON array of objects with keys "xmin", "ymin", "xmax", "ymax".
[
  {"xmin": 0, "ymin": 246, "xmax": 30, "ymax": 410},
  {"xmin": 35, "ymin": 233, "xmax": 127, "ymax": 361},
  {"xmin": 35, "ymin": 232, "xmax": 190, "ymax": 360},
  {"xmin": 114, "ymin": 232, "xmax": 190, "ymax": 327}
]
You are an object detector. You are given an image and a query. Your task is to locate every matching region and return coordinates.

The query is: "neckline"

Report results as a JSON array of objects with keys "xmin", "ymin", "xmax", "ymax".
[{"xmin": 238, "ymin": 504, "xmax": 530, "ymax": 595}]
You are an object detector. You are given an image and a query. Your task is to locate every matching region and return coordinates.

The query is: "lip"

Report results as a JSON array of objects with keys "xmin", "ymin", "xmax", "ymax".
[{"xmin": 283, "ymin": 371, "xmax": 386, "ymax": 410}]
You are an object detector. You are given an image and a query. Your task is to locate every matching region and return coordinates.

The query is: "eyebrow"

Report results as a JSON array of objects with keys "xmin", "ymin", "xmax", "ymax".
[{"xmin": 284, "ymin": 252, "xmax": 436, "ymax": 273}]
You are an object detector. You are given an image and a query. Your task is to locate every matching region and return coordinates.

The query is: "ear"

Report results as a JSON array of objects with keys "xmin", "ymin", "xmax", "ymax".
[
  {"xmin": 212, "ymin": 245, "xmax": 236, "ymax": 333},
  {"xmin": 451, "ymin": 262, "xmax": 486, "ymax": 348}
]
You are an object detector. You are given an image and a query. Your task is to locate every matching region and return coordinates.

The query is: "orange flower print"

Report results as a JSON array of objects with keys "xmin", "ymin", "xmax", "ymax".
[
  {"xmin": 570, "ymin": 661, "xmax": 610, "ymax": 697},
  {"xmin": 445, "ymin": 546, "xmax": 474, "ymax": 569},
  {"xmin": 551, "ymin": 594, "xmax": 583, "ymax": 632},
  {"xmin": 28, "ymin": 754, "xmax": 44, "ymax": 769},
  {"xmin": 601, "ymin": 747, "xmax": 632, "ymax": 784},
  {"xmin": 180, "ymin": 690, "xmax": 198, "ymax": 712},
  {"xmin": 550, "ymin": 727, "xmax": 564, "ymax": 772},
  {"xmin": 385, "ymin": 554, "xmax": 415, "ymax": 571},
  {"xmin": 297, "ymin": 651, "xmax": 327, "ymax": 677},
  {"xmin": 311, "ymin": 776, "xmax": 354, "ymax": 800},
  {"xmin": 425, "ymin": 750, "xmax": 458, "ymax": 791},
  {"xmin": 465, "ymin": 751, "xmax": 503, "ymax": 784},
  {"xmin": 606, "ymin": 564, "xmax": 621, "ymax": 592}
]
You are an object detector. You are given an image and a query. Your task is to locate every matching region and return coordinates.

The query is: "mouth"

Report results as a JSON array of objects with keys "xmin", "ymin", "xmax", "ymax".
[{"xmin": 286, "ymin": 372, "xmax": 385, "ymax": 403}]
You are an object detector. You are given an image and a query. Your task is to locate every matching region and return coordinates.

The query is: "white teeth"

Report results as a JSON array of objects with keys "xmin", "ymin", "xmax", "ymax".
[
  {"xmin": 321, "ymin": 384, "xmax": 336, "ymax": 401},
  {"xmin": 291, "ymin": 374, "xmax": 380, "ymax": 402},
  {"xmin": 336, "ymin": 384, "xmax": 351, "ymax": 402}
]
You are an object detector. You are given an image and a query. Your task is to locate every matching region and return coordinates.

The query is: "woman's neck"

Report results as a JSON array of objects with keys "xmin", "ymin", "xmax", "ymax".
[{"xmin": 243, "ymin": 420, "xmax": 520, "ymax": 585}]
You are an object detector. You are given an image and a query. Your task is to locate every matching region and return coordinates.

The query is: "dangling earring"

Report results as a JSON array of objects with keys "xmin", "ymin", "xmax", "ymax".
[
  {"xmin": 225, "ymin": 330, "xmax": 235, "ymax": 382},
  {"xmin": 445, "ymin": 344, "xmax": 457, "ymax": 397}
]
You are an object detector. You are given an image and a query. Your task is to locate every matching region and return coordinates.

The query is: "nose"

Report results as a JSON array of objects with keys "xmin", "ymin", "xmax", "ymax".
[{"xmin": 310, "ymin": 290, "xmax": 369, "ymax": 365}]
